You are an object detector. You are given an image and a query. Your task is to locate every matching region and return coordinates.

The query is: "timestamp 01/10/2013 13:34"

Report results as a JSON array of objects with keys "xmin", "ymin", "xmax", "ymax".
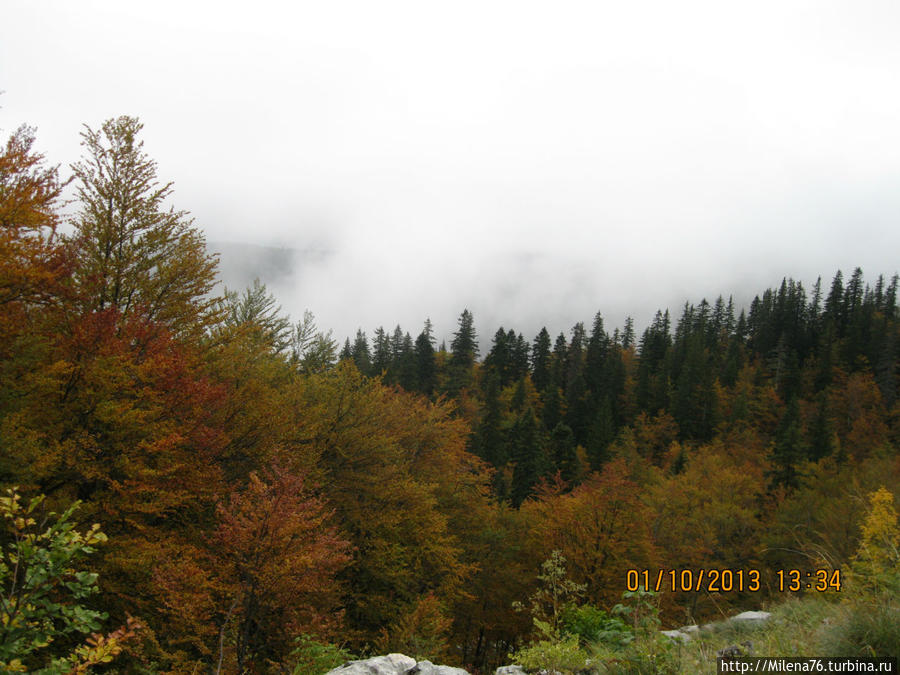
[{"xmin": 625, "ymin": 568, "xmax": 843, "ymax": 594}]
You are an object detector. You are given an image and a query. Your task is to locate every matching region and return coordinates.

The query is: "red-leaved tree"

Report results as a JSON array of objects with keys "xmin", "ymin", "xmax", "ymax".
[{"xmin": 158, "ymin": 464, "xmax": 351, "ymax": 673}]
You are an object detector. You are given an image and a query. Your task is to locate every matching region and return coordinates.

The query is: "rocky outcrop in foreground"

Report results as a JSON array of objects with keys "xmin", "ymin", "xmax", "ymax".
[
  {"xmin": 326, "ymin": 610, "xmax": 773, "ymax": 675},
  {"xmin": 660, "ymin": 609, "xmax": 772, "ymax": 643},
  {"xmin": 325, "ymin": 654, "xmax": 469, "ymax": 675}
]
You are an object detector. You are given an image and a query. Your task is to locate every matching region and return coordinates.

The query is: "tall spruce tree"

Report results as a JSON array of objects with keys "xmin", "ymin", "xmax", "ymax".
[
  {"xmin": 395, "ymin": 332, "xmax": 418, "ymax": 391},
  {"xmin": 636, "ymin": 310, "xmax": 671, "ymax": 414},
  {"xmin": 371, "ymin": 327, "xmax": 391, "ymax": 376},
  {"xmin": 447, "ymin": 309, "xmax": 478, "ymax": 394},
  {"xmin": 474, "ymin": 373, "xmax": 506, "ymax": 468},
  {"xmin": 585, "ymin": 312, "xmax": 609, "ymax": 393},
  {"xmin": 509, "ymin": 406, "xmax": 545, "ymax": 507},
  {"xmin": 549, "ymin": 422, "xmax": 578, "ymax": 486},
  {"xmin": 622, "ymin": 317, "xmax": 635, "ymax": 350},
  {"xmin": 510, "ymin": 330, "xmax": 531, "ymax": 382},
  {"xmin": 352, "ymin": 329, "xmax": 373, "ymax": 375},
  {"xmin": 550, "ymin": 333, "xmax": 568, "ymax": 391},
  {"xmin": 340, "ymin": 338, "xmax": 353, "ymax": 362},
  {"xmin": 885, "ymin": 274, "xmax": 898, "ymax": 319},
  {"xmin": 484, "ymin": 327, "xmax": 511, "ymax": 386},
  {"xmin": 386, "ymin": 325, "xmax": 406, "ymax": 384},
  {"xmin": 531, "ymin": 327, "xmax": 552, "ymax": 391},
  {"xmin": 767, "ymin": 397, "xmax": 807, "ymax": 489},
  {"xmin": 824, "ymin": 270, "xmax": 845, "ymax": 333},
  {"xmin": 414, "ymin": 319, "xmax": 437, "ymax": 397},
  {"xmin": 809, "ymin": 276, "xmax": 823, "ymax": 327}
]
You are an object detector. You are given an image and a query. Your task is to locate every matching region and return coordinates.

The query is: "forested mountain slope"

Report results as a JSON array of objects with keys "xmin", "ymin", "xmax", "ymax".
[{"xmin": 1, "ymin": 118, "xmax": 897, "ymax": 672}]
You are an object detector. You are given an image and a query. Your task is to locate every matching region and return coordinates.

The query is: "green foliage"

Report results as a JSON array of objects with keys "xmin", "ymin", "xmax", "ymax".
[
  {"xmin": 414, "ymin": 320, "xmax": 437, "ymax": 396},
  {"xmin": 219, "ymin": 278, "xmax": 293, "ymax": 353},
  {"xmin": 289, "ymin": 634, "xmax": 354, "ymax": 675},
  {"xmin": 611, "ymin": 589, "xmax": 661, "ymax": 635},
  {"xmin": 509, "ymin": 406, "xmax": 547, "ymax": 507},
  {"xmin": 767, "ymin": 397, "xmax": 807, "ymax": 490},
  {"xmin": 512, "ymin": 587, "xmax": 679, "ymax": 675},
  {"xmin": 512, "ymin": 633, "xmax": 590, "ymax": 675},
  {"xmin": 599, "ymin": 589, "xmax": 679, "ymax": 675},
  {"xmin": 559, "ymin": 604, "xmax": 632, "ymax": 649},
  {"xmin": 821, "ymin": 601, "xmax": 900, "ymax": 658},
  {"xmin": 514, "ymin": 550, "xmax": 586, "ymax": 636},
  {"xmin": 446, "ymin": 309, "xmax": 478, "ymax": 394},
  {"xmin": 511, "ymin": 552, "xmax": 594, "ymax": 673},
  {"xmin": 291, "ymin": 309, "xmax": 338, "ymax": 374},
  {"xmin": 0, "ymin": 487, "xmax": 138, "ymax": 673}
]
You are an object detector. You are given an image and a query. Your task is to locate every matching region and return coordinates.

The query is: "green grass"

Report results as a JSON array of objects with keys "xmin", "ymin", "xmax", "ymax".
[
  {"xmin": 508, "ymin": 586, "xmax": 899, "ymax": 674},
  {"xmin": 672, "ymin": 596, "xmax": 835, "ymax": 674},
  {"xmin": 584, "ymin": 594, "xmax": 896, "ymax": 675}
]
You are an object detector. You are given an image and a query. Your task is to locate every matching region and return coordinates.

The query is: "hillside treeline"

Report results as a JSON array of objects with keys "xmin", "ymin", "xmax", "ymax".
[{"xmin": 1, "ymin": 117, "xmax": 898, "ymax": 672}]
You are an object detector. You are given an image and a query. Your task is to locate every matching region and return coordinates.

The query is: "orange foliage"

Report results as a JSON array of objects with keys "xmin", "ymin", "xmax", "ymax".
[
  {"xmin": 632, "ymin": 411, "xmax": 679, "ymax": 465},
  {"xmin": 214, "ymin": 465, "xmax": 350, "ymax": 671},
  {"xmin": 0, "ymin": 307, "xmax": 231, "ymax": 654},
  {"xmin": 0, "ymin": 126, "xmax": 70, "ymax": 351},
  {"xmin": 0, "ymin": 126, "xmax": 68, "ymax": 304},
  {"xmin": 296, "ymin": 363, "xmax": 480, "ymax": 644},
  {"xmin": 648, "ymin": 442, "xmax": 765, "ymax": 566},
  {"xmin": 830, "ymin": 372, "xmax": 890, "ymax": 460},
  {"xmin": 524, "ymin": 459, "xmax": 658, "ymax": 609}
]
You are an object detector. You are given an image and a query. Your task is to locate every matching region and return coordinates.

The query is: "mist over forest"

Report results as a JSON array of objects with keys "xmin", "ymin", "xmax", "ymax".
[{"xmin": 207, "ymin": 239, "xmax": 766, "ymax": 354}]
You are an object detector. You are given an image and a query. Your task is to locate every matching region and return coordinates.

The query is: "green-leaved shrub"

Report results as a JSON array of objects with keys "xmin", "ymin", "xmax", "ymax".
[
  {"xmin": 560, "ymin": 604, "xmax": 632, "ymax": 649},
  {"xmin": 0, "ymin": 487, "xmax": 138, "ymax": 673},
  {"xmin": 289, "ymin": 634, "xmax": 355, "ymax": 675}
]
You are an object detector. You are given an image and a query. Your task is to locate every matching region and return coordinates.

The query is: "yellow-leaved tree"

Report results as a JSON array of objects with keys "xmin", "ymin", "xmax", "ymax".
[
  {"xmin": 68, "ymin": 116, "xmax": 219, "ymax": 338},
  {"xmin": 825, "ymin": 486, "xmax": 900, "ymax": 656},
  {"xmin": 853, "ymin": 487, "xmax": 900, "ymax": 595}
]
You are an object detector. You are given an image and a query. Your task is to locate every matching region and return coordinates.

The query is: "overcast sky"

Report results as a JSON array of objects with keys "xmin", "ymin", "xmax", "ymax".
[{"xmin": 3, "ymin": 1, "xmax": 900, "ymax": 346}]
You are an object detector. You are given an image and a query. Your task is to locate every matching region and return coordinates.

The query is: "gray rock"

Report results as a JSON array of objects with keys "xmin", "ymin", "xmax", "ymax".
[
  {"xmin": 327, "ymin": 654, "xmax": 417, "ymax": 675},
  {"xmin": 696, "ymin": 610, "xmax": 772, "ymax": 634},
  {"xmin": 407, "ymin": 660, "xmax": 470, "ymax": 675},
  {"xmin": 717, "ymin": 641, "xmax": 754, "ymax": 658},
  {"xmin": 661, "ymin": 629, "xmax": 691, "ymax": 643},
  {"xmin": 494, "ymin": 667, "xmax": 526, "ymax": 675},
  {"xmin": 660, "ymin": 623, "xmax": 699, "ymax": 642},
  {"xmin": 729, "ymin": 611, "xmax": 771, "ymax": 625}
]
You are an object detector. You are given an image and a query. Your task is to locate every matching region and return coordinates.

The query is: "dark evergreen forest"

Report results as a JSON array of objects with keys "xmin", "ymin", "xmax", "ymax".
[{"xmin": 339, "ymin": 270, "xmax": 898, "ymax": 506}]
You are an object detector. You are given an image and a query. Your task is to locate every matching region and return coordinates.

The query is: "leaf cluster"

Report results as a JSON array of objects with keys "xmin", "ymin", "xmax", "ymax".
[{"xmin": 0, "ymin": 488, "xmax": 112, "ymax": 671}]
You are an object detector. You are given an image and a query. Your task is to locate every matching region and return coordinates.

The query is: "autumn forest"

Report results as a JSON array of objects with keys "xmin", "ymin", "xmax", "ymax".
[{"xmin": 1, "ymin": 117, "xmax": 899, "ymax": 672}]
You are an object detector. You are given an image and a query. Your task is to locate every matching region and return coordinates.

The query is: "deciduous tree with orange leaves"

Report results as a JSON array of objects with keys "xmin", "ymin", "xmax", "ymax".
[
  {"xmin": 523, "ymin": 459, "xmax": 658, "ymax": 610},
  {"xmin": 155, "ymin": 464, "xmax": 351, "ymax": 673},
  {"xmin": 0, "ymin": 125, "xmax": 69, "ymax": 310}
]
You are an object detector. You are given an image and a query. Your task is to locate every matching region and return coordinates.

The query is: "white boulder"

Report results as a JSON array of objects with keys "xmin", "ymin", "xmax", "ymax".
[
  {"xmin": 408, "ymin": 661, "xmax": 470, "ymax": 675},
  {"xmin": 729, "ymin": 611, "xmax": 771, "ymax": 625},
  {"xmin": 495, "ymin": 667, "xmax": 526, "ymax": 675},
  {"xmin": 326, "ymin": 654, "xmax": 417, "ymax": 675}
]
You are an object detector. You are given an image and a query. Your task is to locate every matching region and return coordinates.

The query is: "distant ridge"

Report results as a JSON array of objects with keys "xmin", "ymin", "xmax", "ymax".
[{"xmin": 206, "ymin": 240, "xmax": 331, "ymax": 293}]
